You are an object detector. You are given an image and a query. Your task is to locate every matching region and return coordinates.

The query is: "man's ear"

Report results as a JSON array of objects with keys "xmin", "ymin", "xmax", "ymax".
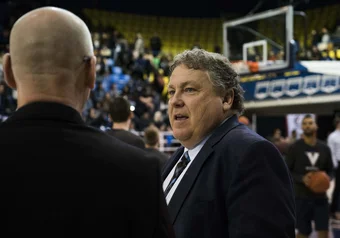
[
  {"xmin": 222, "ymin": 88, "xmax": 234, "ymax": 111},
  {"xmin": 85, "ymin": 55, "xmax": 96, "ymax": 90},
  {"xmin": 3, "ymin": 53, "xmax": 17, "ymax": 90}
]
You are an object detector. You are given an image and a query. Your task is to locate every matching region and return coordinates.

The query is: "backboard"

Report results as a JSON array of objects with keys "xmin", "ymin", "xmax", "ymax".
[{"xmin": 223, "ymin": 6, "xmax": 294, "ymax": 75}]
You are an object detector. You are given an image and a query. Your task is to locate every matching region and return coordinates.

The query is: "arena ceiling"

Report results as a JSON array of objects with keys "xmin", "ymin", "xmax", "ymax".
[{"xmin": 8, "ymin": 0, "xmax": 340, "ymax": 18}]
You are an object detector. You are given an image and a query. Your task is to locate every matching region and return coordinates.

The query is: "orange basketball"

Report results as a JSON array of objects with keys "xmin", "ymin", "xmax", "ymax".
[{"xmin": 308, "ymin": 171, "xmax": 330, "ymax": 193}]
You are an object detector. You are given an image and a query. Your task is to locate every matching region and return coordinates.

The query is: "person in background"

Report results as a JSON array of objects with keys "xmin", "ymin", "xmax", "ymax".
[
  {"xmin": 329, "ymin": 117, "xmax": 340, "ymax": 218},
  {"xmin": 287, "ymin": 129, "xmax": 298, "ymax": 145},
  {"xmin": 107, "ymin": 96, "xmax": 145, "ymax": 149},
  {"xmin": 144, "ymin": 125, "xmax": 169, "ymax": 169},
  {"xmin": 286, "ymin": 114, "xmax": 333, "ymax": 238}
]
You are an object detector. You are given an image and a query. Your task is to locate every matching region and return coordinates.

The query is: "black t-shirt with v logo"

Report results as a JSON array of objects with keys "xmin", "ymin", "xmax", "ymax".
[{"xmin": 286, "ymin": 139, "xmax": 333, "ymax": 198}]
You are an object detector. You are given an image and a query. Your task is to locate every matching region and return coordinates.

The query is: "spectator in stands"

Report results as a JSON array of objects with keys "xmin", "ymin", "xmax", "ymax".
[
  {"xmin": 107, "ymin": 96, "xmax": 145, "ymax": 149},
  {"xmin": 311, "ymin": 45, "xmax": 322, "ymax": 60},
  {"xmin": 150, "ymin": 32, "xmax": 162, "ymax": 57},
  {"xmin": 99, "ymin": 44, "xmax": 112, "ymax": 58},
  {"xmin": 95, "ymin": 56, "xmax": 105, "ymax": 77},
  {"xmin": 153, "ymin": 110, "xmax": 165, "ymax": 129},
  {"xmin": 311, "ymin": 29, "xmax": 320, "ymax": 48},
  {"xmin": 321, "ymin": 27, "xmax": 331, "ymax": 44},
  {"xmin": 163, "ymin": 49, "xmax": 295, "ymax": 238},
  {"xmin": 101, "ymin": 92, "xmax": 112, "ymax": 113},
  {"xmin": 93, "ymin": 82, "xmax": 105, "ymax": 102},
  {"xmin": 136, "ymin": 111, "xmax": 152, "ymax": 132},
  {"xmin": 144, "ymin": 125, "xmax": 169, "ymax": 169},
  {"xmin": 85, "ymin": 105, "xmax": 106, "ymax": 128},
  {"xmin": 0, "ymin": 7, "xmax": 174, "ymax": 237},
  {"xmin": 134, "ymin": 32, "xmax": 144, "ymax": 59},
  {"xmin": 108, "ymin": 83, "xmax": 119, "ymax": 98},
  {"xmin": 83, "ymin": 94, "xmax": 94, "ymax": 119},
  {"xmin": 318, "ymin": 27, "xmax": 331, "ymax": 51}
]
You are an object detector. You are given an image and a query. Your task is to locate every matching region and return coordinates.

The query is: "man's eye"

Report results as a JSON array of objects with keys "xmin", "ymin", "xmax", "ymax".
[
  {"xmin": 184, "ymin": 88, "xmax": 195, "ymax": 93},
  {"xmin": 168, "ymin": 90, "xmax": 175, "ymax": 96}
]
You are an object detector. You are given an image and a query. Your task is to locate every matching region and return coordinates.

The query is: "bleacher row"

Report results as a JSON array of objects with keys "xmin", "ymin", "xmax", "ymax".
[
  {"xmin": 83, "ymin": 3, "xmax": 340, "ymax": 55},
  {"xmin": 295, "ymin": 3, "xmax": 340, "ymax": 47},
  {"xmin": 82, "ymin": 8, "xmax": 223, "ymax": 54}
]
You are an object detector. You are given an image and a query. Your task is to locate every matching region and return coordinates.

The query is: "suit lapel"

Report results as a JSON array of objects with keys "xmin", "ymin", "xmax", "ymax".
[
  {"xmin": 167, "ymin": 115, "xmax": 241, "ymax": 224},
  {"xmin": 167, "ymin": 144, "xmax": 213, "ymax": 223},
  {"xmin": 208, "ymin": 114, "xmax": 240, "ymax": 147},
  {"xmin": 162, "ymin": 147, "xmax": 184, "ymax": 181}
]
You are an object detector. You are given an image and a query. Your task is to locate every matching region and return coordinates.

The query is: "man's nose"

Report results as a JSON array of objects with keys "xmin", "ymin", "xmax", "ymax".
[{"xmin": 170, "ymin": 92, "xmax": 184, "ymax": 108}]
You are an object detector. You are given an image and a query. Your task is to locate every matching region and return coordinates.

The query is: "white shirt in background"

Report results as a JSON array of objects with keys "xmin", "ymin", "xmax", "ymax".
[{"xmin": 328, "ymin": 130, "xmax": 340, "ymax": 168}]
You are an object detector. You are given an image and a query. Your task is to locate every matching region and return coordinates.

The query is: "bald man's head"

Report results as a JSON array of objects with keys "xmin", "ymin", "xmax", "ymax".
[
  {"xmin": 2, "ymin": 7, "xmax": 96, "ymax": 112},
  {"xmin": 9, "ymin": 7, "xmax": 94, "ymax": 76}
]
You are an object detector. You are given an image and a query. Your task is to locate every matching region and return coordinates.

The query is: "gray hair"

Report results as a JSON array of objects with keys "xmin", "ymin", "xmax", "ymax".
[{"xmin": 170, "ymin": 49, "xmax": 245, "ymax": 114}]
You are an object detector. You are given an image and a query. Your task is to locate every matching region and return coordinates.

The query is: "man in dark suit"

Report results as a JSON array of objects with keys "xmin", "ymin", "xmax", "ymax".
[
  {"xmin": 144, "ymin": 125, "xmax": 169, "ymax": 169},
  {"xmin": 163, "ymin": 49, "xmax": 296, "ymax": 238},
  {"xmin": 106, "ymin": 96, "xmax": 145, "ymax": 149},
  {"xmin": 0, "ymin": 7, "xmax": 174, "ymax": 238}
]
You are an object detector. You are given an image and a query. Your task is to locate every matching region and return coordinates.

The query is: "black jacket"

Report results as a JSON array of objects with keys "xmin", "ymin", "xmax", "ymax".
[
  {"xmin": 0, "ymin": 101, "xmax": 174, "ymax": 238},
  {"xmin": 162, "ymin": 115, "xmax": 296, "ymax": 238}
]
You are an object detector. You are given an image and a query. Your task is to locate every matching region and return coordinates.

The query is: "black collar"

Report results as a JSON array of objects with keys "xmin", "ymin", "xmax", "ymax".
[{"xmin": 4, "ymin": 101, "xmax": 85, "ymax": 125}]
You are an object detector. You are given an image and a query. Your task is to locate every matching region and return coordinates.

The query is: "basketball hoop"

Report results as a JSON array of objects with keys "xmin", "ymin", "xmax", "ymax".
[{"xmin": 231, "ymin": 61, "xmax": 259, "ymax": 74}]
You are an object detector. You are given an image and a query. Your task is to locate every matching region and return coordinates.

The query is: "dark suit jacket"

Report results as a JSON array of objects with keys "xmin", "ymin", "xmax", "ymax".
[
  {"xmin": 0, "ymin": 102, "xmax": 174, "ymax": 238},
  {"xmin": 107, "ymin": 129, "xmax": 145, "ymax": 149},
  {"xmin": 145, "ymin": 148, "xmax": 169, "ymax": 170},
  {"xmin": 162, "ymin": 115, "xmax": 296, "ymax": 238}
]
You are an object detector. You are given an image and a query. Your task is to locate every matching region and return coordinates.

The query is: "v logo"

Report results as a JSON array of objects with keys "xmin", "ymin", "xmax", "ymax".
[{"xmin": 305, "ymin": 152, "xmax": 320, "ymax": 166}]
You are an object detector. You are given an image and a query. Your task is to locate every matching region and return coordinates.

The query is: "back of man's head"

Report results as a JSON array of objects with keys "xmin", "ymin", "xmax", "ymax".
[
  {"xmin": 9, "ymin": 7, "xmax": 93, "ymax": 75},
  {"xmin": 2, "ymin": 7, "xmax": 96, "ymax": 112},
  {"xmin": 144, "ymin": 125, "xmax": 160, "ymax": 147},
  {"xmin": 109, "ymin": 97, "xmax": 131, "ymax": 123}
]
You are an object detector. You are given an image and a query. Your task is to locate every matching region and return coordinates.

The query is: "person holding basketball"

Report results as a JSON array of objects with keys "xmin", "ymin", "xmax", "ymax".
[{"xmin": 286, "ymin": 114, "xmax": 333, "ymax": 238}]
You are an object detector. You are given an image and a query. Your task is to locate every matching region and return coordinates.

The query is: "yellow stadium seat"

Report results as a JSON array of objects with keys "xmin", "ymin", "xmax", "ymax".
[
  {"xmin": 329, "ymin": 51, "xmax": 335, "ymax": 59},
  {"xmin": 336, "ymin": 49, "xmax": 340, "ymax": 59}
]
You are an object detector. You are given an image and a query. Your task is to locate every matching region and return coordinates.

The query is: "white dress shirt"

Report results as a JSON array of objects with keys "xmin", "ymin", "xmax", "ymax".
[
  {"xmin": 163, "ymin": 117, "xmax": 230, "ymax": 204},
  {"xmin": 328, "ymin": 130, "xmax": 340, "ymax": 168},
  {"xmin": 162, "ymin": 135, "xmax": 211, "ymax": 204}
]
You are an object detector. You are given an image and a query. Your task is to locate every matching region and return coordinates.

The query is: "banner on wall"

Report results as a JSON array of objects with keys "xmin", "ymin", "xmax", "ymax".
[{"xmin": 241, "ymin": 72, "xmax": 340, "ymax": 102}]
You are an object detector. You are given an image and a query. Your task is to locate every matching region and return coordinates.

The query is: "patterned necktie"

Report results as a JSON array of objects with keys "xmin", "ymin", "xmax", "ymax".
[{"xmin": 164, "ymin": 151, "xmax": 191, "ymax": 197}]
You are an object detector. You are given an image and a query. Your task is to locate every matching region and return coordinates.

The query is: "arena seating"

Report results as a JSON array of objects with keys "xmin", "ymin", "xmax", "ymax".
[
  {"xmin": 83, "ymin": 3, "xmax": 340, "ymax": 57},
  {"xmin": 82, "ymin": 8, "xmax": 223, "ymax": 54}
]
